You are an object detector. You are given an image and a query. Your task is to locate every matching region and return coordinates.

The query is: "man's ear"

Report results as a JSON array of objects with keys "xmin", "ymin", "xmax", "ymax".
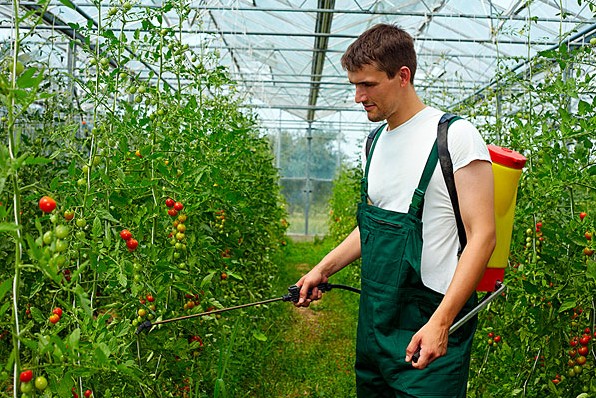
[{"xmin": 398, "ymin": 66, "xmax": 411, "ymax": 87}]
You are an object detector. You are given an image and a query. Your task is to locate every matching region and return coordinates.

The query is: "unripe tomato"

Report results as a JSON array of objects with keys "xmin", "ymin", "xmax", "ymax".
[
  {"xmin": 55, "ymin": 225, "xmax": 70, "ymax": 239},
  {"xmin": 120, "ymin": 229, "xmax": 133, "ymax": 241},
  {"xmin": 39, "ymin": 196, "xmax": 57, "ymax": 213},
  {"xmin": 20, "ymin": 369, "xmax": 33, "ymax": 383},
  {"xmin": 137, "ymin": 308, "xmax": 147, "ymax": 317},
  {"xmin": 174, "ymin": 202, "xmax": 184, "ymax": 211},
  {"xmin": 64, "ymin": 210, "xmax": 75, "ymax": 221},
  {"xmin": 584, "ymin": 247, "xmax": 594, "ymax": 256},
  {"xmin": 177, "ymin": 223, "xmax": 186, "ymax": 233},
  {"xmin": 49, "ymin": 314, "xmax": 60, "ymax": 324},
  {"xmin": 34, "ymin": 375, "xmax": 48, "ymax": 390},
  {"xmin": 75, "ymin": 218, "xmax": 87, "ymax": 228},
  {"xmin": 126, "ymin": 238, "xmax": 139, "ymax": 251},
  {"xmin": 165, "ymin": 198, "xmax": 175, "ymax": 208},
  {"xmin": 21, "ymin": 381, "xmax": 33, "ymax": 393},
  {"xmin": 178, "ymin": 214, "xmax": 187, "ymax": 223},
  {"xmin": 586, "ymin": 232, "xmax": 593, "ymax": 240}
]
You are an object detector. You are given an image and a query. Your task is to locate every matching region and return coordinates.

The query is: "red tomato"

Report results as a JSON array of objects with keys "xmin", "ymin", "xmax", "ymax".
[
  {"xmin": 494, "ymin": 335, "xmax": 501, "ymax": 343},
  {"xmin": 49, "ymin": 314, "xmax": 60, "ymax": 324},
  {"xmin": 126, "ymin": 238, "xmax": 139, "ymax": 251},
  {"xmin": 52, "ymin": 307, "xmax": 63, "ymax": 318},
  {"xmin": 120, "ymin": 229, "xmax": 133, "ymax": 241},
  {"xmin": 39, "ymin": 196, "xmax": 57, "ymax": 213},
  {"xmin": 174, "ymin": 202, "xmax": 184, "ymax": 211},
  {"xmin": 579, "ymin": 335, "xmax": 591, "ymax": 346},
  {"xmin": 168, "ymin": 208, "xmax": 178, "ymax": 217},
  {"xmin": 579, "ymin": 212, "xmax": 587, "ymax": 221},
  {"xmin": 146, "ymin": 295, "xmax": 155, "ymax": 302},
  {"xmin": 84, "ymin": 389, "xmax": 93, "ymax": 398},
  {"xmin": 20, "ymin": 369, "xmax": 33, "ymax": 383},
  {"xmin": 578, "ymin": 346, "xmax": 589, "ymax": 356},
  {"xmin": 165, "ymin": 198, "xmax": 175, "ymax": 208}
]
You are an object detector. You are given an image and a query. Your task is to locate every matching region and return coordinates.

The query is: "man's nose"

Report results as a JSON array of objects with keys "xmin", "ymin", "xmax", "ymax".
[{"xmin": 354, "ymin": 86, "xmax": 367, "ymax": 103}]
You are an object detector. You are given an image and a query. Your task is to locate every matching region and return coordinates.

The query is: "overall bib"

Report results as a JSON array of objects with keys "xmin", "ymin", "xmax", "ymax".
[{"xmin": 355, "ymin": 133, "xmax": 477, "ymax": 397}]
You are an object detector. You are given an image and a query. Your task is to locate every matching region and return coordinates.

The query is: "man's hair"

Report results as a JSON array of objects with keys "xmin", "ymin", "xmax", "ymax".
[{"xmin": 341, "ymin": 23, "xmax": 417, "ymax": 83}]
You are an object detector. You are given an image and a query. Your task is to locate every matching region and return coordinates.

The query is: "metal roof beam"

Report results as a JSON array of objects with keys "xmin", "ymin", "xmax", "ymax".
[
  {"xmin": 307, "ymin": 0, "xmax": 335, "ymax": 123},
  {"xmin": 14, "ymin": 2, "xmax": 590, "ymax": 23},
  {"xmin": 8, "ymin": 25, "xmax": 563, "ymax": 45}
]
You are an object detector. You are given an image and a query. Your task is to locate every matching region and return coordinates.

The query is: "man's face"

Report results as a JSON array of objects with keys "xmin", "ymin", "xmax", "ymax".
[{"xmin": 347, "ymin": 64, "xmax": 402, "ymax": 124}]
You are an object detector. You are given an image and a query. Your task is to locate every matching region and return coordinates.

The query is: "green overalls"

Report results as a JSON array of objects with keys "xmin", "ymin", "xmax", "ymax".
[{"xmin": 355, "ymin": 132, "xmax": 477, "ymax": 397}]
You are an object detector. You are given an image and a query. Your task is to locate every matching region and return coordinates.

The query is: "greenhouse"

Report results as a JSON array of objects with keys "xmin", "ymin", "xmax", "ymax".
[{"xmin": 1, "ymin": 0, "xmax": 595, "ymax": 397}]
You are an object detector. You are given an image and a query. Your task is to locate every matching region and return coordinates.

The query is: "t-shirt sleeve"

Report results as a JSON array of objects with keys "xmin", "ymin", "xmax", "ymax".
[{"xmin": 447, "ymin": 118, "xmax": 491, "ymax": 172}]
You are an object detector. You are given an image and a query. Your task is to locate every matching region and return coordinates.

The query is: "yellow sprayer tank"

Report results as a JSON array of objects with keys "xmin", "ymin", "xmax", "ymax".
[{"xmin": 476, "ymin": 145, "xmax": 527, "ymax": 292}]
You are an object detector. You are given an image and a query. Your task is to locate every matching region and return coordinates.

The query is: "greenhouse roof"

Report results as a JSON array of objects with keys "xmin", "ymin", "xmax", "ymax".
[{"xmin": 1, "ymin": 0, "xmax": 596, "ymax": 157}]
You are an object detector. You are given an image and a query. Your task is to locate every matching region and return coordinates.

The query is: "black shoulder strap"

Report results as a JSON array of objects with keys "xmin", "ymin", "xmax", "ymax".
[
  {"xmin": 365, "ymin": 123, "xmax": 386, "ymax": 160},
  {"xmin": 437, "ymin": 113, "xmax": 467, "ymax": 252}
]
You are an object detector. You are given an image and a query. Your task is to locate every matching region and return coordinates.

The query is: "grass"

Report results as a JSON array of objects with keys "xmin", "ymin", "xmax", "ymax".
[{"xmin": 226, "ymin": 237, "xmax": 360, "ymax": 397}]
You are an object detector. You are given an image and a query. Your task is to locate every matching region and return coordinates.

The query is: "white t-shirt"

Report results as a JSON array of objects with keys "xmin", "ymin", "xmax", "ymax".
[{"xmin": 360, "ymin": 106, "xmax": 491, "ymax": 294}]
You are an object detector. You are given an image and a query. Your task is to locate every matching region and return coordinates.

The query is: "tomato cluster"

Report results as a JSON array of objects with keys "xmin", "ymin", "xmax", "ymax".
[
  {"xmin": 565, "ymin": 327, "xmax": 593, "ymax": 379},
  {"xmin": 487, "ymin": 331, "xmax": 502, "ymax": 346},
  {"xmin": 19, "ymin": 370, "xmax": 48, "ymax": 394},
  {"xmin": 166, "ymin": 198, "xmax": 188, "ymax": 269},
  {"xmin": 49, "ymin": 307, "xmax": 63, "ymax": 325},
  {"xmin": 72, "ymin": 387, "xmax": 92, "ymax": 398},
  {"xmin": 119, "ymin": 228, "xmax": 139, "ymax": 252},
  {"xmin": 132, "ymin": 294, "xmax": 158, "ymax": 327}
]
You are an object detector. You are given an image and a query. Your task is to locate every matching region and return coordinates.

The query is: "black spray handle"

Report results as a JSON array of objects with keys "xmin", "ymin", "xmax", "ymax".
[{"xmin": 282, "ymin": 283, "xmax": 332, "ymax": 303}]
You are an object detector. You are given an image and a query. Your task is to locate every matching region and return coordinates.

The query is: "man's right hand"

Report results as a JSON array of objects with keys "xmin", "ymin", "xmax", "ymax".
[{"xmin": 294, "ymin": 269, "xmax": 328, "ymax": 307}]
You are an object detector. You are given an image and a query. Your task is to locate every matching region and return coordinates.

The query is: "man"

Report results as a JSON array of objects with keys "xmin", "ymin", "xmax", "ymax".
[{"xmin": 295, "ymin": 24, "xmax": 496, "ymax": 397}]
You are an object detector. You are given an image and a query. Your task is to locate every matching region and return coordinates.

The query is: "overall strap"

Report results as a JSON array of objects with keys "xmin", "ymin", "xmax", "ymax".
[
  {"xmin": 437, "ymin": 113, "xmax": 467, "ymax": 251},
  {"xmin": 408, "ymin": 140, "xmax": 439, "ymax": 218},
  {"xmin": 361, "ymin": 123, "xmax": 386, "ymax": 203}
]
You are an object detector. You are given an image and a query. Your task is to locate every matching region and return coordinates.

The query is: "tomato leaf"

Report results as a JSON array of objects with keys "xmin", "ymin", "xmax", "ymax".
[
  {"xmin": 23, "ymin": 156, "xmax": 52, "ymax": 165},
  {"xmin": 57, "ymin": 0, "xmax": 75, "ymax": 9},
  {"xmin": 586, "ymin": 259, "xmax": 596, "ymax": 281},
  {"xmin": 558, "ymin": 299, "xmax": 577, "ymax": 313},
  {"xmin": 0, "ymin": 222, "xmax": 19, "ymax": 232},
  {"xmin": 200, "ymin": 271, "xmax": 216, "ymax": 288},
  {"xmin": 0, "ymin": 279, "xmax": 10, "ymax": 302}
]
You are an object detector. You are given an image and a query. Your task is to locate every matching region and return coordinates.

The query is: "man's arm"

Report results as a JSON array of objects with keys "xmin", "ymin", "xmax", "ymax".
[
  {"xmin": 295, "ymin": 226, "xmax": 362, "ymax": 306},
  {"xmin": 405, "ymin": 159, "xmax": 496, "ymax": 369}
]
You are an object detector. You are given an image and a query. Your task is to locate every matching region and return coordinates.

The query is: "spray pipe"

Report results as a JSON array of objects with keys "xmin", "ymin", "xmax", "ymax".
[
  {"xmin": 137, "ymin": 280, "xmax": 506, "ymax": 364},
  {"xmin": 136, "ymin": 282, "xmax": 361, "ymax": 334}
]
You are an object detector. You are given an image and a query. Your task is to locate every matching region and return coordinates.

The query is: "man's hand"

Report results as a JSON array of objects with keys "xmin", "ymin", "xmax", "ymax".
[
  {"xmin": 405, "ymin": 321, "xmax": 449, "ymax": 369},
  {"xmin": 294, "ymin": 269, "xmax": 328, "ymax": 307}
]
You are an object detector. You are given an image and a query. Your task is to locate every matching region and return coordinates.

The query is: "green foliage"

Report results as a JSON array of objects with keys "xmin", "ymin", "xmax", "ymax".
[
  {"xmin": 0, "ymin": 1, "xmax": 287, "ymax": 396},
  {"xmin": 455, "ymin": 39, "xmax": 596, "ymax": 398}
]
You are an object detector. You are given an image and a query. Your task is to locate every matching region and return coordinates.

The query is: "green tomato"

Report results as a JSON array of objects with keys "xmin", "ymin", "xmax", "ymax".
[
  {"xmin": 20, "ymin": 381, "xmax": 33, "ymax": 393},
  {"xmin": 75, "ymin": 218, "xmax": 86, "ymax": 228},
  {"xmin": 54, "ymin": 239, "xmax": 68, "ymax": 253},
  {"xmin": 34, "ymin": 376, "xmax": 48, "ymax": 390},
  {"xmin": 55, "ymin": 224, "xmax": 70, "ymax": 239},
  {"xmin": 43, "ymin": 231, "xmax": 54, "ymax": 245}
]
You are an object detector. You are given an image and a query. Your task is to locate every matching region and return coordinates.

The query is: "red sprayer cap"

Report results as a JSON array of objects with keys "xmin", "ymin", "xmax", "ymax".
[{"xmin": 487, "ymin": 145, "xmax": 527, "ymax": 170}]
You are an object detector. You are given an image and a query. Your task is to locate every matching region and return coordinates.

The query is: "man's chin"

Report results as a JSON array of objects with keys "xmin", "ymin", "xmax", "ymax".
[{"xmin": 366, "ymin": 113, "xmax": 385, "ymax": 123}]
